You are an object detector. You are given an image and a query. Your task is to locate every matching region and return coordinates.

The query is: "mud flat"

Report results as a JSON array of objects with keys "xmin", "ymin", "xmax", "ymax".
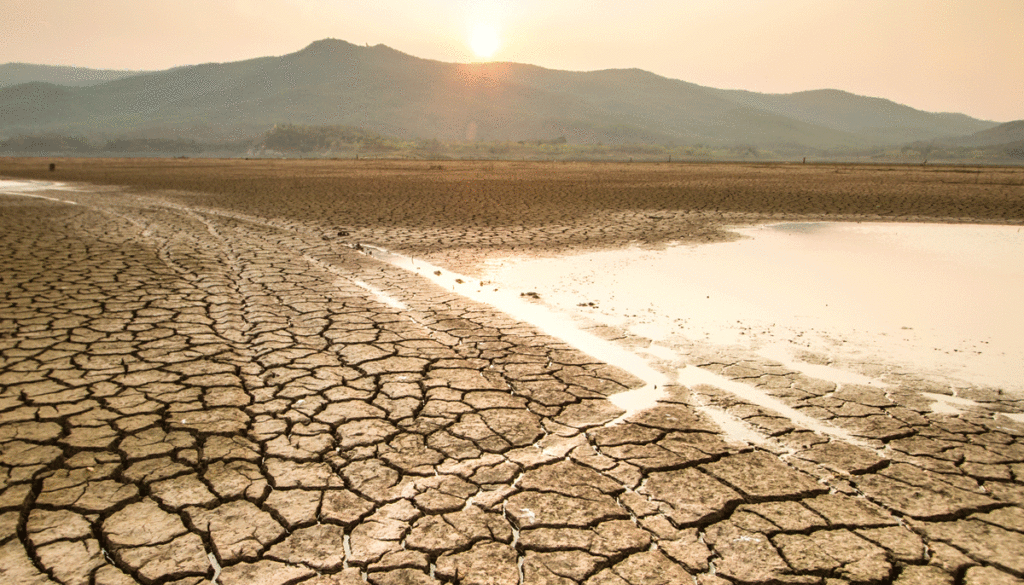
[{"xmin": 1, "ymin": 160, "xmax": 1023, "ymax": 584}]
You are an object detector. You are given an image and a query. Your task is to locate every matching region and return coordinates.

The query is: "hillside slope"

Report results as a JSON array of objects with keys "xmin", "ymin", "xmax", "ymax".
[
  {"xmin": 0, "ymin": 63, "xmax": 148, "ymax": 87},
  {"xmin": 0, "ymin": 39, "xmax": 997, "ymax": 148}
]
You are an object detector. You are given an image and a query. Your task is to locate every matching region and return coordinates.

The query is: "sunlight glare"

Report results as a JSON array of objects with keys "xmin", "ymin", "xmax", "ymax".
[{"xmin": 469, "ymin": 24, "xmax": 501, "ymax": 60}]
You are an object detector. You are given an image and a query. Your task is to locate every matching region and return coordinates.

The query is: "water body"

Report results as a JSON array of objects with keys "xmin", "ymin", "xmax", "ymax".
[
  {"xmin": 478, "ymin": 222, "xmax": 1024, "ymax": 394},
  {"xmin": 0, "ymin": 179, "xmax": 79, "ymax": 204}
]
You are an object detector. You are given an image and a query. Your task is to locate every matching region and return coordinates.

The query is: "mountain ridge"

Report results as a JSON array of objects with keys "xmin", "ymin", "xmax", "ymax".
[
  {"xmin": 947, "ymin": 120, "xmax": 1024, "ymax": 148},
  {"xmin": 0, "ymin": 38, "xmax": 1002, "ymax": 150},
  {"xmin": 0, "ymin": 63, "xmax": 150, "ymax": 88}
]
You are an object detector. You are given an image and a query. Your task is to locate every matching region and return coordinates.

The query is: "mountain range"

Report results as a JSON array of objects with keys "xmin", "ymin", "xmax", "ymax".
[
  {"xmin": 1, "ymin": 39, "xmax": 1019, "ymax": 155},
  {"xmin": 0, "ymin": 63, "xmax": 148, "ymax": 88}
]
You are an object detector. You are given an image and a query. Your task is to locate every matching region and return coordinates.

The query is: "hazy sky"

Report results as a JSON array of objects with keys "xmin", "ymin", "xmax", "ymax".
[{"xmin": 2, "ymin": 0, "xmax": 1022, "ymax": 122}]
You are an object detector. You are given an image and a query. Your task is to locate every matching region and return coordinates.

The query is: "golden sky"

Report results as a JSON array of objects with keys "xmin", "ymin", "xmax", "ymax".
[{"xmin": 2, "ymin": 0, "xmax": 1021, "ymax": 121}]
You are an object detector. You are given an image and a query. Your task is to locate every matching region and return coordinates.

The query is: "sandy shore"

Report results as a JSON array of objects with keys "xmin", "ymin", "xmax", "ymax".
[{"xmin": 1, "ymin": 160, "xmax": 1024, "ymax": 584}]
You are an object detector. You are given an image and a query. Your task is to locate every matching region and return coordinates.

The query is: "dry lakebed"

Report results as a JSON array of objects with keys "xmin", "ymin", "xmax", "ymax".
[{"xmin": 1, "ymin": 158, "xmax": 1023, "ymax": 585}]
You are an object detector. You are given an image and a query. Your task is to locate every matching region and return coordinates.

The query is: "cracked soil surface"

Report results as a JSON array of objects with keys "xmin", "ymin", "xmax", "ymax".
[{"xmin": 1, "ymin": 159, "xmax": 1023, "ymax": 584}]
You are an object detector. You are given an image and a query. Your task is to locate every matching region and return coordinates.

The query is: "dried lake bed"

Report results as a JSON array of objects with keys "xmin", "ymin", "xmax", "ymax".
[{"xmin": 2, "ymin": 161, "xmax": 1024, "ymax": 584}]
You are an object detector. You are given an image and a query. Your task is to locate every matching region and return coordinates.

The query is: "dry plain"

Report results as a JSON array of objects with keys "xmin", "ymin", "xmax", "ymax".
[{"xmin": 1, "ymin": 158, "xmax": 1024, "ymax": 585}]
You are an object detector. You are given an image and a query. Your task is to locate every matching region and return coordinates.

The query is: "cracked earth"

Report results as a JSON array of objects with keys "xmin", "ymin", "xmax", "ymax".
[{"xmin": 1, "ymin": 162, "xmax": 1023, "ymax": 585}]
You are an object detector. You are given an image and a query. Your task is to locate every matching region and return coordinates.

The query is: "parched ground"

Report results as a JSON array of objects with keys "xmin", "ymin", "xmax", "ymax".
[
  {"xmin": 3, "ymin": 158, "xmax": 1023, "ymax": 262},
  {"xmin": 0, "ymin": 159, "xmax": 1023, "ymax": 585}
]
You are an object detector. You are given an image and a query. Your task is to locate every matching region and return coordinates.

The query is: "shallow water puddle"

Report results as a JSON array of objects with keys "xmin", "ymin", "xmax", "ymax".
[
  {"xmin": 677, "ymin": 365, "xmax": 870, "ymax": 447},
  {"xmin": 757, "ymin": 343, "xmax": 888, "ymax": 388},
  {"xmin": 478, "ymin": 222, "xmax": 1024, "ymax": 394},
  {"xmin": 349, "ymin": 279, "xmax": 409, "ymax": 311},
  {"xmin": 919, "ymin": 391, "xmax": 983, "ymax": 416},
  {"xmin": 0, "ymin": 179, "xmax": 80, "ymax": 205},
  {"xmin": 695, "ymin": 404, "xmax": 769, "ymax": 446}
]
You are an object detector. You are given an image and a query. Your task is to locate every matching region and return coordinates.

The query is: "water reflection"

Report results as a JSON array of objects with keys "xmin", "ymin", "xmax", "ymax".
[
  {"xmin": 480, "ymin": 222, "xmax": 1024, "ymax": 394},
  {"xmin": 771, "ymin": 222, "xmax": 832, "ymax": 234}
]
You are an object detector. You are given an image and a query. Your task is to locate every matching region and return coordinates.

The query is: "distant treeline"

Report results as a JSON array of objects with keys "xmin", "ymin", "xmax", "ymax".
[
  {"xmin": 1, "ymin": 134, "xmax": 97, "ymax": 153},
  {"xmin": 2, "ymin": 124, "xmax": 1022, "ymax": 163},
  {"xmin": 258, "ymin": 124, "xmax": 400, "ymax": 153},
  {"xmin": 896, "ymin": 140, "xmax": 1024, "ymax": 163},
  {"xmin": 0, "ymin": 134, "xmax": 236, "ymax": 155},
  {"xmin": 0, "ymin": 125, "xmax": 399, "ymax": 157}
]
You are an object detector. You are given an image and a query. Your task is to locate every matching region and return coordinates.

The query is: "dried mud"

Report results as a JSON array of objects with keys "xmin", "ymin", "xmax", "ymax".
[{"xmin": 0, "ymin": 158, "xmax": 1023, "ymax": 585}]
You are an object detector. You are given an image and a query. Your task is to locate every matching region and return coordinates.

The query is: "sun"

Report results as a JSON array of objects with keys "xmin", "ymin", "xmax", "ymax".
[{"xmin": 469, "ymin": 24, "xmax": 501, "ymax": 60}]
